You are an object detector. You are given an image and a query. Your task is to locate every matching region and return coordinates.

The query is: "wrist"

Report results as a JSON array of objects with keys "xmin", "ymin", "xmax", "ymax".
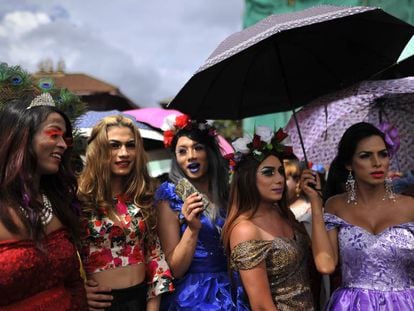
[
  {"xmin": 309, "ymin": 196, "xmax": 323, "ymax": 206},
  {"xmin": 310, "ymin": 201, "xmax": 324, "ymax": 215},
  {"xmin": 186, "ymin": 225, "xmax": 200, "ymax": 235}
]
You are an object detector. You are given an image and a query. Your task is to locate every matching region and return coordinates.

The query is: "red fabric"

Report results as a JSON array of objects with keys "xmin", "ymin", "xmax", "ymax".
[{"xmin": 0, "ymin": 229, "xmax": 87, "ymax": 310}]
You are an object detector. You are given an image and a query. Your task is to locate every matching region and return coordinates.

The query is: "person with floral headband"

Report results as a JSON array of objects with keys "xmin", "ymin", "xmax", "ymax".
[
  {"xmin": 0, "ymin": 94, "xmax": 87, "ymax": 310},
  {"xmin": 78, "ymin": 115, "xmax": 174, "ymax": 311},
  {"xmin": 222, "ymin": 125, "xmax": 318, "ymax": 310},
  {"xmin": 155, "ymin": 114, "xmax": 249, "ymax": 310}
]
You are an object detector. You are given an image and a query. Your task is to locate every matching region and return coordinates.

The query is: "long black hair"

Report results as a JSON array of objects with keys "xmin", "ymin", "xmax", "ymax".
[
  {"xmin": 169, "ymin": 127, "xmax": 229, "ymax": 221},
  {"xmin": 0, "ymin": 98, "xmax": 80, "ymax": 244},
  {"xmin": 324, "ymin": 122, "xmax": 388, "ymax": 202}
]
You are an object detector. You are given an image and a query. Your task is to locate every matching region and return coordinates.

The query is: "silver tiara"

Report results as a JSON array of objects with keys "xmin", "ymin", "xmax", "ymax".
[{"xmin": 27, "ymin": 92, "xmax": 56, "ymax": 109}]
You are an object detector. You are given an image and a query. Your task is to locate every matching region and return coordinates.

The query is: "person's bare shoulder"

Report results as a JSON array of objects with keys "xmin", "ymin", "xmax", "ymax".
[
  {"xmin": 325, "ymin": 193, "xmax": 347, "ymax": 215},
  {"xmin": 395, "ymin": 194, "xmax": 414, "ymax": 220},
  {"xmin": 0, "ymin": 207, "xmax": 25, "ymax": 241},
  {"xmin": 229, "ymin": 218, "xmax": 260, "ymax": 249}
]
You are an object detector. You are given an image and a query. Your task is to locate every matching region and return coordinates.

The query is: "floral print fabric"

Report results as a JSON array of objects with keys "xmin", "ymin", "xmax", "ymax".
[
  {"xmin": 81, "ymin": 203, "xmax": 173, "ymax": 298},
  {"xmin": 324, "ymin": 212, "xmax": 414, "ymax": 310}
]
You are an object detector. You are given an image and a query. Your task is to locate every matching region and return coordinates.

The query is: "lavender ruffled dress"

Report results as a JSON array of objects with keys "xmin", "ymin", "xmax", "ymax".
[{"xmin": 324, "ymin": 213, "xmax": 414, "ymax": 310}]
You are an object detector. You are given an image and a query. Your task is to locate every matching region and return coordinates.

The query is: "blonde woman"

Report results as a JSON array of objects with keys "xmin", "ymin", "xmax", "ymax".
[
  {"xmin": 78, "ymin": 115, "xmax": 173, "ymax": 311},
  {"xmin": 284, "ymin": 158, "xmax": 312, "ymax": 235}
]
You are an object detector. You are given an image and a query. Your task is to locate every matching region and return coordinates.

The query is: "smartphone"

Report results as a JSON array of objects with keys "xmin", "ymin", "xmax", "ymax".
[
  {"xmin": 299, "ymin": 161, "xmax": 316, "ymax": 189},
  {"xmin": 175, "ymin": 178, "xmax": 209, "ymax": 210}
]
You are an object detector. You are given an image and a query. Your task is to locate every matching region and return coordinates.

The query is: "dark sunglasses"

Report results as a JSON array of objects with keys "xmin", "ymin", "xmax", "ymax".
[{"xmin": 260, "ymin": 166, "xmax": 285, "ymax": 177}]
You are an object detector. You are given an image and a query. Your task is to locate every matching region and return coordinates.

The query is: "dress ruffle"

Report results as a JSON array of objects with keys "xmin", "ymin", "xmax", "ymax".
[
  {"xmin": 155, "ymin": 182, "xmax": 180, "ymax": 206},
  {"xmin": 155, "ymin": 181, "xmax": 249, "ymax": 310},
  {"xmin": 161, "ymin": 271, "xmax": 249, "ymax": 311}
]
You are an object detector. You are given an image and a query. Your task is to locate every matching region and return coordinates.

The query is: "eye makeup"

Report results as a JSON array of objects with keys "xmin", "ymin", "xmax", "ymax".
[
  {"xmin": 109, "ymin": 140, "xmax": 135, "ymax": 149},
  {"xmin": 260, "ymin": 166, "xmax": 285, "ymax": 177},
  {"xmin": 44, "ymin": 129, "xmax": 64, "ymax": 137},
  {"xmin": 44, "ymin": 129, "xmax": 73, "ymax": 147},
  {"xmin": 260, "ymin": 166, "xmax": 275, "ymax": 176}
]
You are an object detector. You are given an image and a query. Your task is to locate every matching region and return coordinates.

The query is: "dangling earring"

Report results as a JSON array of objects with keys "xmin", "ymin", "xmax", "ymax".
[
  {"xmin": 384, "ymin": 177, "xmax": 396, "ymax": 202},
  {"xmin": 295, "ymin": 182, "xmax": 301, "ymax": 198},
  {"xmin": 345, "ymin": 170, "xmax": 357, "ymax": 205}
]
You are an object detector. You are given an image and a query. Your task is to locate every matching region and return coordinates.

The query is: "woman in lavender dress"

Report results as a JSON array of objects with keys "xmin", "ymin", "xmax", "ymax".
[{"xmin": 302, "ymin": 122, "xmax": 414, "ymax": 310}]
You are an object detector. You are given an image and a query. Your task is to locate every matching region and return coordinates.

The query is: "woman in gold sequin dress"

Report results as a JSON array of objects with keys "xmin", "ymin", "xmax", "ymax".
[{"xmin": 222, "ymin": 127, "xmax": 315, "ymax": 311}]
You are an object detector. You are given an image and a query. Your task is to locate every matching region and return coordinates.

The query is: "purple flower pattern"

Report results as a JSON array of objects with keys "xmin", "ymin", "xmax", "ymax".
[{"xmin": 324, "ymin": 213, "xmax": 414, "ymax": 310}]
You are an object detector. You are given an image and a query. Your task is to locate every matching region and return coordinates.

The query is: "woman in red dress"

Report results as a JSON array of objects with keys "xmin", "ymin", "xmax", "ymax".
[{"xmin": 0, "ymin": 94, "xmax": 87, "ymax": 310}]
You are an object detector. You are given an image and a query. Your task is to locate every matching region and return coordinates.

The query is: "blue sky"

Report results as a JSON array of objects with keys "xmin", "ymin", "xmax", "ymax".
[{"xmin": 0, "ymin": 1, "xmax": 244, "ymax": 107}]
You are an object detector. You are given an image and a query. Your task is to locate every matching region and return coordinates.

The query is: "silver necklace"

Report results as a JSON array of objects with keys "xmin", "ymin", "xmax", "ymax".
[{"xmin": 19, "ymin": 194, "xmax": 54, "ymax": 226}]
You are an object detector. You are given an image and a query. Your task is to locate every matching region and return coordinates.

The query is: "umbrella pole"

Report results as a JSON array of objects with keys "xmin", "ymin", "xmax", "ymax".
[
  {"xmin": 290, "ymin": 107, "xmax": 309, "ymax": 164},
  {"xmin": 273, "ymin": 42, "xmax": 309, "ymax": 165}
]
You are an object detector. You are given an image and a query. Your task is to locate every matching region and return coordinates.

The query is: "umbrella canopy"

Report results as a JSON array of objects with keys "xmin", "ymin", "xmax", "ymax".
[
  {"xmin": 284, "ymin": 77, "xmax": 414, "ymax": 172},
  {"xmin": 168, "ymin": 5, "xmax": 414, "ymax": 120},
  {"xmin": 373, "ymin": 54, "xmax": 414, "ymax": 80},
  {"xmin": 124, "ymin": 108, "xmax": 183, "ymax": 129},
  {"xmin": 76, "ymin": 110, "xmax": 164, "ymax": 141},
  {"xmin": 124, "ymin": 107, "xmax": 234, "ymax": 156}
]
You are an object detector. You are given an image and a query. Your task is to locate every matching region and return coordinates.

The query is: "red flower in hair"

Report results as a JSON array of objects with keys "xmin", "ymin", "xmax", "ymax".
[
  {"xmin": 252, "ymin": 135, "xmax": 262, "ymax": 149},
  {"xmin": 164, "ymin": 130, "xmax": 174, "ymax": 148},
  {"xmin": 224, "ymin": 153, "xmax": 237, "ymax": 167},
  {"xmin": 283, "ymin": 146, "xmax": 294, "ymax": 156},
  {"xmin": 274, "ymin": 128, "xmax": 288, "ymax": 142},
  {"xmin": 175, "ymin": 115, "xmax": 190, "ymax": 129},
  {"xmin": 224, "ymin": 153, "xmax": 233, "ymax": 160}
]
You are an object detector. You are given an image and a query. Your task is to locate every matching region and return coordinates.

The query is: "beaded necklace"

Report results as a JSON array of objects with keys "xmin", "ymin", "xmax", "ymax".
[{"xmin": 19, "ymin": 194, "xmax": 54, "ymax": 226}]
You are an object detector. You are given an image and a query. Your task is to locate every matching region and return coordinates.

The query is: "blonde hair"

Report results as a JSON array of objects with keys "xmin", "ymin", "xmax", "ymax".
[
  {"xmin": 283, "ymin": 159, "xmax": 301, "ymax": 181},
  {"xmin": 77, "ymin": 115, "xmax": 157, "ymax": 230}
]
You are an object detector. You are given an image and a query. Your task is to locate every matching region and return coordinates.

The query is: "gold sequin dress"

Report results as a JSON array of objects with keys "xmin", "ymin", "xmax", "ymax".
[{"xmin": 230, "ymin": 231, "xmax": 314, "ymax": 310}]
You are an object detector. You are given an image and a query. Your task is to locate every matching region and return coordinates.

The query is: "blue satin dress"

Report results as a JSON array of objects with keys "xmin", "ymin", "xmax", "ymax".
[{"xmin": 155, "ymin": 182, "xmax": 250, "ymax": 311}]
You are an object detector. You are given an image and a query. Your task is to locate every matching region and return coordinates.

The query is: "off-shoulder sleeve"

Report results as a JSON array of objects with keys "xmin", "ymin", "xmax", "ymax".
[
  {"xmin": 324, "ymin": 213, "xmax": 346, "ymax": 231},
  {"xmin": 230, "ymin": 240, "xmax": 273, "ymax": 271},
  {"xmin": 154, "ymin": 182, "xmax": 183, "ymax": 213},
  {"xmin": 145, "ymin": 235, "xmax": 174, "ymax": 299}
]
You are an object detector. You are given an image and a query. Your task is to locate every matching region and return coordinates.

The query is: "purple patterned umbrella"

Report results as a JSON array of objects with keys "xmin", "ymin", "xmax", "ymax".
[{"xmin": 284, "ymin": 77, "xmax": 414, "ymax": 172}]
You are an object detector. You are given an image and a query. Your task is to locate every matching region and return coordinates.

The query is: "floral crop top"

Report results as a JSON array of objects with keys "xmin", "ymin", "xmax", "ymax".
[{"xmin": 80, "ymin": 202, "xmax": 174, "ymax": 298}]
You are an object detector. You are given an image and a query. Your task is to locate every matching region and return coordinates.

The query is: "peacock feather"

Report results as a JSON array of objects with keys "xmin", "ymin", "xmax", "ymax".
[{"xmin": 0, "ymin": 62, "xmax": 87, "ymax": 171}]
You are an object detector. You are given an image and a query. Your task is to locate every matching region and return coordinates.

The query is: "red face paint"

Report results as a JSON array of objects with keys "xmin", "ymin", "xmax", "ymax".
[{"xmin": 44, "ymin": 129, "xmax": 73, "ymax": 147}]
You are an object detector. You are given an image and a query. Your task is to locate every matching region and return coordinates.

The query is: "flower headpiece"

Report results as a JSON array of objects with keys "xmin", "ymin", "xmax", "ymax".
[
  {"xmin": 161, "ymin": 113, "xmax": 217, "ymax": 148},
  {"xmin": 376, "ymin": 121, "xmax": 400, "ymax": 157},
  {"xmin": 227, "ymin": 126, "xmax": 293, "ymax": 171}
]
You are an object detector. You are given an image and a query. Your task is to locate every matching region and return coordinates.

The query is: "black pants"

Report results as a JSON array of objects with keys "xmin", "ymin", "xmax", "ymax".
[{"xmin": 106, "ymin": 282, "xmax": 147, "ymax": 311}]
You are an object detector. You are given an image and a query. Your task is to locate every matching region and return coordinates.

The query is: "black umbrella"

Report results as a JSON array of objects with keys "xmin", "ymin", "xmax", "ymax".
[
  {"xmin": 168, "ymin": 5, "xmax": 414, "ymax": 161},
  {"xmin": 373, "ymin": 54, "xmax": 414, "ymax": 80}
]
